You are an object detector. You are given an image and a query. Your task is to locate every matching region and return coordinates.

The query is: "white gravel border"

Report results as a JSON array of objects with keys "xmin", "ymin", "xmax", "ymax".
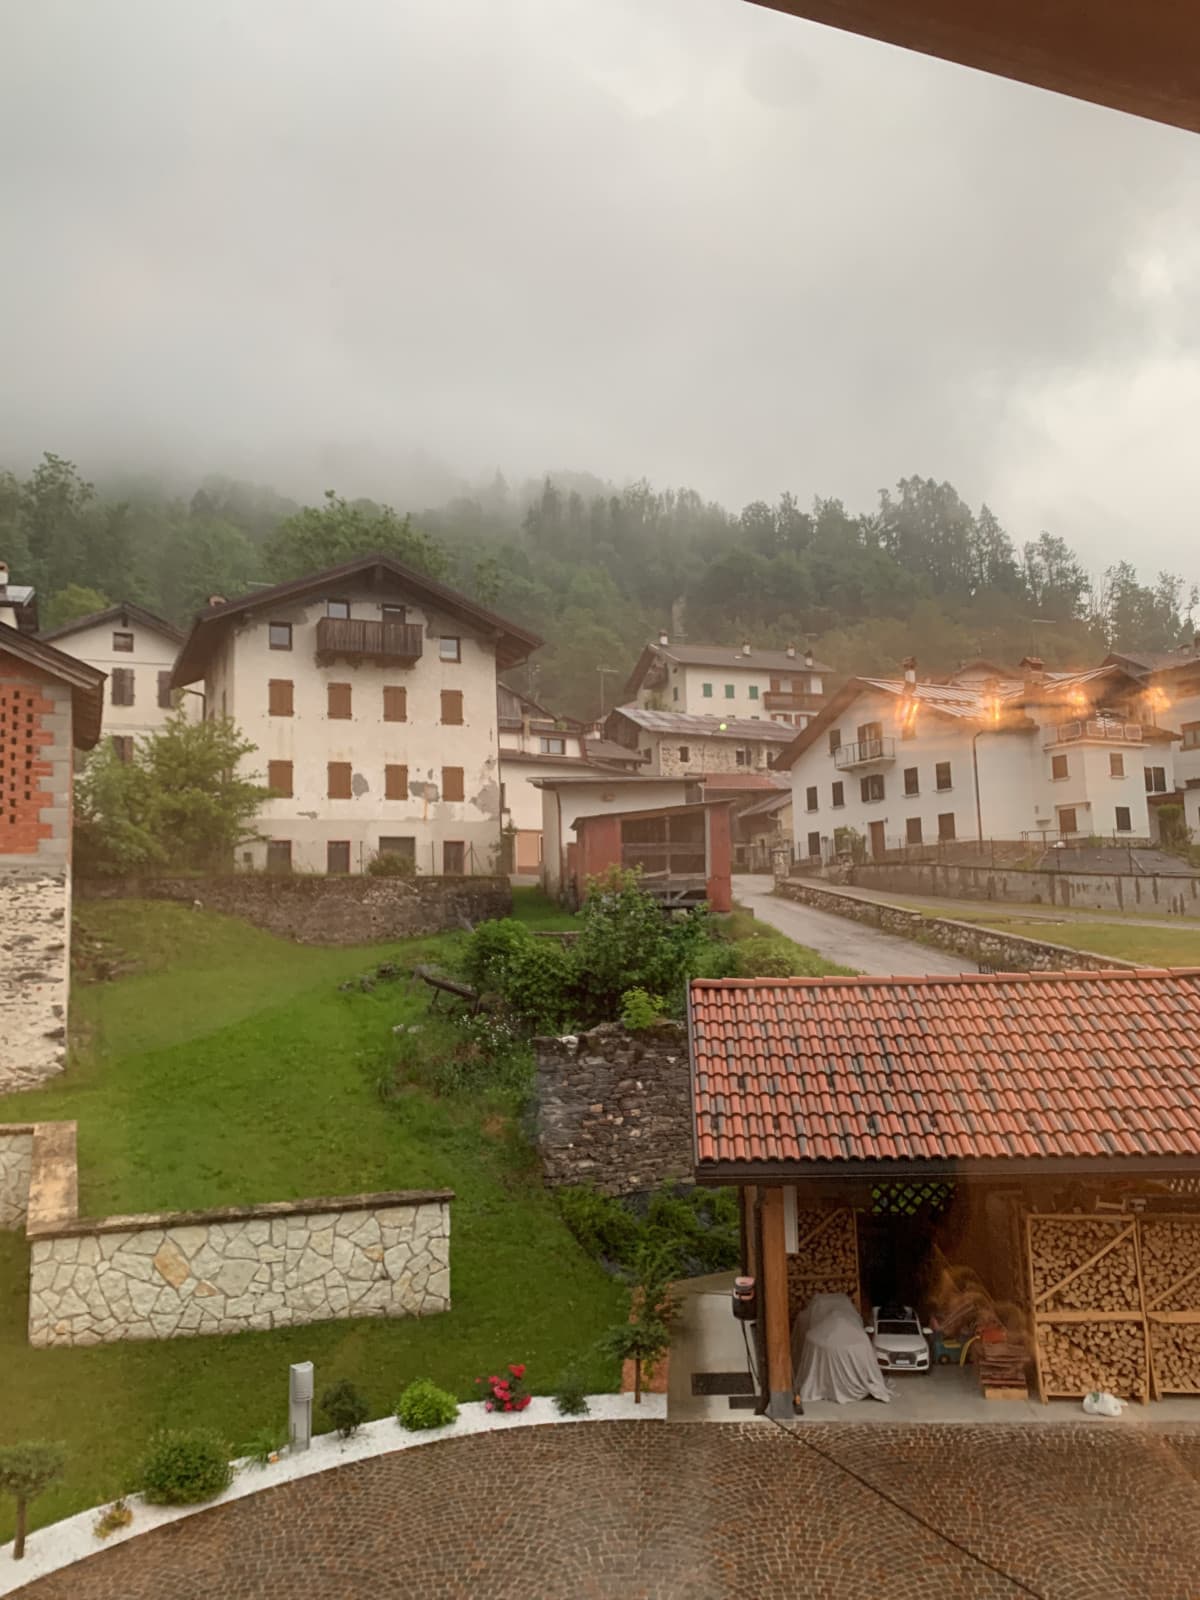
[{"xmin": 0, "ymin": 1393, "xmax": 665, "ymax": 1594}]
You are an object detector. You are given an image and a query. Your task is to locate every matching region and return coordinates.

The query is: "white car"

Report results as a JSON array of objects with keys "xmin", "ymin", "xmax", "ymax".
[{"xmin": 864, "ymin": 1304, "xmax": 931, "ymax": 1372}]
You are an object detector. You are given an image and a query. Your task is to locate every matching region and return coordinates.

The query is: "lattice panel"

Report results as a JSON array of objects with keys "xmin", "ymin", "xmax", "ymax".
[{"xmin": 871, "ymin": 1181, "xmax": 954, "ymax": 1218}]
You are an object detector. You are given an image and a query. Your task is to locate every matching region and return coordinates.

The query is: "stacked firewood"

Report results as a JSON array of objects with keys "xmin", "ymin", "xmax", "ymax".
[
  {"xmin": 787, "ymin": 1209, "xmax": 858, "ymax": 1314},
  {"xmin": 1141, "ymin": 1220, "xmax": 1200, "ymax": 1310},
  {"xmin": 1030, "ymin": 1218, "xmax": 1140, "ymax": 1312},
  {"xmin": 1150, "ymin": 1322, "xmax": 1200, "ymax": 1394},
  {"xmin": 1039, "ymin": 1321, "xmax": 1145, "ymax": 1399},
  {"xmin": 977, "ymin": 1341, "xmax": 1029, "ymax": 1395}
]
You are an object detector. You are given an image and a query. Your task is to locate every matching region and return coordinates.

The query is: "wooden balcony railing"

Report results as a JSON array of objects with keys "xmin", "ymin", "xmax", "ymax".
[
  {"xmin": 763, "ymin": 690, "xmax": 824, "ymax": 713},
  {"xmin": 315, "ymin": 616, "xmax": 424, "ymax": 665}
]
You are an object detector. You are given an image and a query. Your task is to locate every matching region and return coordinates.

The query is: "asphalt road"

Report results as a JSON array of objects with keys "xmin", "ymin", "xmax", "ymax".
[{"xmin": 734, "ymin": 874, "xmax": 977, "ymax": 977}]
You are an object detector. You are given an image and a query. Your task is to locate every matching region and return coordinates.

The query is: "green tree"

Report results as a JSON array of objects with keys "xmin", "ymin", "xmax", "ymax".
[
  {"xmin": 0, "ymin": 1441, "xmax": 65, "ymax": 1560},
  {"xmin": 265, "ymin": 491, "xmax": 448, "ymax": 583},
  {"xmin": 42, "ymin": 583, "xmax": 111, "ymax": 629}
]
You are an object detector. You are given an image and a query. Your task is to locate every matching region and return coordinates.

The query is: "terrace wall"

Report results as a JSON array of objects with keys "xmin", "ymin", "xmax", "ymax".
[{"xmin": 845, "ymin": 859, "xmax": 1200, "ymax": 919}]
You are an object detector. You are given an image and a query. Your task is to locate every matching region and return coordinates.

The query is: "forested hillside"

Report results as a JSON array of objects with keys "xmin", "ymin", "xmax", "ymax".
[{"xmin": 4, "ymin": 454, "xmax": 1195, "ymax": 721}]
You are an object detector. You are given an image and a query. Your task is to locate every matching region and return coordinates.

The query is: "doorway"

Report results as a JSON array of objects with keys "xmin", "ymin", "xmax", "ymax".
[{"xmin": 869, "ymin": 820, "xmax": 886, "ymax": 858}]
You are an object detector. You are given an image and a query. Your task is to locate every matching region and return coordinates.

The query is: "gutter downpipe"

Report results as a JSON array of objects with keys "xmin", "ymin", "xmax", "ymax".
[{"xmin": 972, "ymin": 729, "xmax": 985, "ymax": 845}]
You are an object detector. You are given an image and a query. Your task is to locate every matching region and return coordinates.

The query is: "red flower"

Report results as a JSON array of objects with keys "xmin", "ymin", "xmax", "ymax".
[
  {"xmin": 474, "ymin": 1377, "xmax": 482, "ymax": 1385},
  {"xmin": 484, "ymin": 1401, "xmax": 493, "ymax": 1412},
  {"xmin": 504, "ymin": 1402, "xmax": 513, "ymax": 1411},
  {"xmin": 518, "ymin": 1395, "xmax": 532, "ymax": 1410},
  {"xmin": 487, "ymin": 1375, "xmax": 499, "ymax": 1385},
  {"xmin": 509, "ymin": 1364, "xmax": 526, "ymax": 1379}
]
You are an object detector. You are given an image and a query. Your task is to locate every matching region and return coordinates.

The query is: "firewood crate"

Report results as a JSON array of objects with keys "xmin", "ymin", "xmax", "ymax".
[{"xmin": 1025, "ymin": 1215, "xmax": 1150, "ymax": 1403}]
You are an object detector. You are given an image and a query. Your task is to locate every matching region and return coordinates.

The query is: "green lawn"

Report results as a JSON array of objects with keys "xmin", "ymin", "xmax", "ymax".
[
  {"xmin": 0, "ymin": 899, "xmax": 624, "ymax": 1538},
  {"xmin": 959, "ymin": 917, "xmax": 1200, "ymax": 967}
]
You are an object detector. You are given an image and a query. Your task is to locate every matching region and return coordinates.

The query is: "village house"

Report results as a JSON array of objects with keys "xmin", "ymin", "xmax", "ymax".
[
  {"xmin": 535, "ymin": 771, "xmax": 701, "ymax": 899},
  {"xmin": 623, "ymin": 635, "xmax": 833, "ymax": 728},
  {"xmin": 40, "ymin": 602, "xmax": 197, "ymax": 758},
  {"xmin": 773, "ymin": 656, "xmax": 1178, "ymax": 863},
  {"xmin": 170, "ymin": 552, "xmax": 540, "ymax": 876},
  {"xmin": 604, "ymin": 705, "xmax": 795, "ymax": 778},
  {"xmin": 1105, "ymin": 636, "xmax": 1200, "ymax": 843}
]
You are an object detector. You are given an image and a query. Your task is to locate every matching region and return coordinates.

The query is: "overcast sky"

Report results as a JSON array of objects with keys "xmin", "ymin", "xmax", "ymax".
[{"xmin": 3, "ymin": 0, "xmax": 1200, "ymax": 576}]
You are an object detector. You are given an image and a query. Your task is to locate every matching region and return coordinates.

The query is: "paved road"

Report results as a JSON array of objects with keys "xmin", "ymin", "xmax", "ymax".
[
  {"xmin": 735, "ymin": 875, "xmax": 977, "ymax": 977},
  {"xmin": 24, "ymin": 1421, "xmax": 1200, "ymax": 1599}
]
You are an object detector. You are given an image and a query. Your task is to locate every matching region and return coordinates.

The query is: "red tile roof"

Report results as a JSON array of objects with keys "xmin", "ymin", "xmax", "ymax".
[{"xmin": 689, "ymin": 970, "xmax": 1200, "ymax": 1173}]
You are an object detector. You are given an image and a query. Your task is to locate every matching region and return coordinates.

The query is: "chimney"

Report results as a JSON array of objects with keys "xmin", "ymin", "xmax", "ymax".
[
  {"xmin": 803, "ymin": 647, "xmax": 814, "ymax": 669},
  {"xmin": 785, "ymin": 642, "xmax": 796, "ymax": 659},
  {"xmin": 658, "ymin": 630, "xmax": 669, "ymax": 646},
  {"xmin": 1020, "ymin": 655, "xmax": 1045, "ymax": 695},
  {"xmin": 902, "ymin": 656, "xmax": 917, "ymax": 687},
  {"xmin": 741, "ymin": 640, "xmax": 751, "ymax": 656}
]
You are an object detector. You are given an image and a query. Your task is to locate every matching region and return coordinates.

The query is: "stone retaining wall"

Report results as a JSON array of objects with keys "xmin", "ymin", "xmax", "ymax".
[
  {"xmin": 75, "ymin": 872, "xmax": 511, "ymax": 945},
  {"xmin": 773, "ymin": 878, "xmax": 1137, "ymax": 972},
  {"xmin": 0, "ymin": 1126, "xmax": 33, "ymax": 1229},
  {"xmin": 534, "ymin": 1022, "xmax": 693, "ymax": 1196},
  {"xmin": 0, "ymin": 868, "xmax": 70, "ymax": 1092},
  {"xmin": 844, "ymin": 859, "xmax": 1200, "ymax": 919},
  {"xmin": 0, "ymin": 1122, "xmax": 453, "ymax": 1347}
]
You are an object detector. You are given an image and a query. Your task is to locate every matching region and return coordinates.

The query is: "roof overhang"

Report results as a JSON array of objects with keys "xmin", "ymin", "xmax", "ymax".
[
  {"xmin": 0, "ymin": 622, "xmax": 106, "ymax": 748},
  {"xmin": 696, "ymin": 1154, "xmax": 1200, "ymax": 1185},
  {"xmin": 40, "ymin": 602, "xmax": 184, "ymax": 647}
]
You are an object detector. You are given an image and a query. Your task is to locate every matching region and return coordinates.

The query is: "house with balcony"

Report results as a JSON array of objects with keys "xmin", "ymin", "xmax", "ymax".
[
  {"xmin": 623, "ymin": 635, "xmax": 833, "ymax": 728},
  {"xmin": 1106, "ymin": 636, "xmax": 1200, "ymax": 843},
  {"xmin": 773, "ymin": 656, "xmax": 1178, "ymax": 863},
  {"xmin": 170, "ymin": 552, "xmax": 540, "ymax": 875}
]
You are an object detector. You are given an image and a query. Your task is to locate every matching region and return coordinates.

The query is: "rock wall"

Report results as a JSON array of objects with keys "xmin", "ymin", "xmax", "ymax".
[
  {"xmin": 0, "ymin": 1126, "xmax": 33, "ymax": 1229},
  {"xmin": 773, "ymin": 879, "xmax": 1136, "ymax": 972},
  {"xmin": 0, "ymin": 869, "xmax": 70, "ymax": 1091},
  {"xmin": 535, "ymin": 1022, "xmax": 693, "ymax": 1195},
  {"xmin": 844, "ymin": 859, "xmax": 1200, "ymax": 919},
  {"xmin": 75, "ymin": 872, "xmax": 512, "ymax": 945}
]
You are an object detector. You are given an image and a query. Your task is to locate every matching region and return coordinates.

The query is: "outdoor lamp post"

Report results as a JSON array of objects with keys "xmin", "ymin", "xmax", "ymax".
[{"xmin": 289, "ymin": 1361, "xmax": 314, "ymax": 1452}]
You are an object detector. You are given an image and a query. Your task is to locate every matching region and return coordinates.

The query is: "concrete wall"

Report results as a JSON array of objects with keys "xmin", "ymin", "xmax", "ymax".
[
  {"xmin": 843, "ymin": 859, "xmax": 1200, "ymax": 918},
  {"xmin": 773, "ymin": 878, "xmax": 1139, "ymax": 969},
  {"xmin": 643, "ymin": 730, "xmax": 787, "ymax": 778},
  {"xmin": 49, "ymin": 615, "xmax": 195, "ymax": 745},
  {"xmin": 0, "ymin": 1126, "xmax": 33, "ymax": 1228},
  {"xmin": 534, "ymin": 1022, "xmax": 693, "ymax": 1195},
  {"xmin": 76, "ymin": 872, "xmax": 512, "ymax": 944}
]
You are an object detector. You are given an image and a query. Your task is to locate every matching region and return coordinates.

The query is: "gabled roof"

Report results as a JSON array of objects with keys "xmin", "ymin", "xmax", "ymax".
[
  {"xmin": 40, "ymin": 601, "xmax": 184, "ymax": 647},
  {"xmin": 172, "ymin": 552, "xmax": 542, "ymax": 686},
  {"xmin": 736, "ymin": 789, "xmax": 793, "ymax": 819},
  {"xmin": 609, "ymin": 705, "xmax": 795, "ymax": 743},
  {"xmin": 689, "ymin": 969, "xmax": 1200, "ymax": 1178},
  {"xmin": 1105, "ymin": 643, "xmax": 1200, "ymax": 678},
  {"xmin": 0, "ymin": 622, "xmax": 106, "ymax": 748},
  {"xmin": 623, "ymin": 640, "xmax": 834, "ymax": 699},
  {"xmin": 581, "ymin": 737, "xmax": 648, "ymax": 766}
]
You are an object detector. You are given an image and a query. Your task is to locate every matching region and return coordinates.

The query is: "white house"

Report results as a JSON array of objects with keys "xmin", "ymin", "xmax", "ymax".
[
  {"xmin": 170, "ymin": 553, "xmax": 541, "ymax": 875},
  {"xmin": 622, "ymin": 636, "xmax": 833, "ymax": 728},
  {"xmin": 1106, "ymin": 637, "xmax": 1200, "ymax": 843},
  {"xmin": 603, "ymin": 704, "xmax": 795, "ymax": 778},
  {"xmin": 40, "ymin": 603, "xmax": 194, "ymax": 758},
  {"xmin": 775, "ymin": 657, "xmax": 1179, "ymax": 863}
]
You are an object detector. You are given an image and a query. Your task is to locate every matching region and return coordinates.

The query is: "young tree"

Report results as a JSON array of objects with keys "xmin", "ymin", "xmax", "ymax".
[
  {"xmin": 0, "ymin": 1442, "xmax": 65, "ymax": 1560},
  {"xmin": 41, "ymin": 584, "xmax": 111, "ymax": 629},
  {"xmin": 265, "ymin": 490, "xmax": 447, "ymax": 583}
]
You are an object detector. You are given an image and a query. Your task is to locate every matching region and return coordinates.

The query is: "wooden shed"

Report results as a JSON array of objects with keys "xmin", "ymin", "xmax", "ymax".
[{"xmin": 569, "ymin": 800, "xmax": 733, "ymax": 912}]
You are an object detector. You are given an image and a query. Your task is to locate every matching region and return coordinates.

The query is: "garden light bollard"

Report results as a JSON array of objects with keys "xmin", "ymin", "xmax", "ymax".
[{"xmin": 289, "ymin": 1361, "xmax": 314, "ymax": 1453}]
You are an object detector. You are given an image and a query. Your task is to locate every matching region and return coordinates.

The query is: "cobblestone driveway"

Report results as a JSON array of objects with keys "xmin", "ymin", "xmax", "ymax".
[{"xmin": 23, "ymin": 1422, "xmax": 1200, "ymax": 1600}]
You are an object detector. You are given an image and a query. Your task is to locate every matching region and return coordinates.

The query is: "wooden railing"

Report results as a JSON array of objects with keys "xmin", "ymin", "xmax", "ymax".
[{"xmin": 315, "ymin": 617, "xmax": 424, "ymax": 664}]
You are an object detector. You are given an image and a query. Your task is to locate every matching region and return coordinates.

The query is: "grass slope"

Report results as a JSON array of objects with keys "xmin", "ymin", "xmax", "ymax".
[{"xmin": 0, "ymin": 900, "xmax": 624, "ymax": 1537}]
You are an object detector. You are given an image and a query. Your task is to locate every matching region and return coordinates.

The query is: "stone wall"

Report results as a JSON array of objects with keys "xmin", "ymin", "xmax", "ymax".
[
  {"xmin": 0, "ymin": 868, "xmax": 70, "ymax": 1091},
  {"xmin": 773, "ymin": 878, "xmax": 1137, "ymax": 972},
  {"xmin": 76, "ymin": 872, "xmax": 512, "ymax": 945},
  {"xmin": 1, "ymin": 1121, "xmax": 453, "ymax": 1347},
  {"xmin": 534, "ymin": 1022, "xmax": 694, "ymax": 1195},
  {"xmin": 845, "ymin": 859, "xmax": 1200, "ymax": 919},
  {"xmin": 0, "ymin": 1126, "xmax": 33, "ymax": 1229}
]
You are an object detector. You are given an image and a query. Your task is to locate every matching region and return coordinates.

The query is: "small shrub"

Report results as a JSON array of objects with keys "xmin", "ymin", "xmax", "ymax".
[
  {"xmin": 320, "ymin": 1378, "xmax": 370, "ymax": 1439},
  {"xmin": 553, "ymin": 1373, "xmax": 591, "ymax": 1417},
  {"xmin": 619, "ymin": 987, "xmax": 664, "ymax": 1031},
  {"xmin": 93, "ymin": 1498, "xmax": 133, "ymax": 1539},
  {"xmin": 556, "ymin": 1185, "xmax": 641, "ymax": 1263},
  {"xmin": 396, "ymin": 1379, "xmax": 459, "ymax": 1432},
  {"xmin": 0, "ymin": 1442, "xmax": 66, "ymax": 1560},
  {"xmin": 139, "ymin": 1429, "xmax": 232, "ymax": 1507},
  {"xmin": 734, "ymin": 936, "xmax": 797, "ymax": 978},
  {"xmin": 476, "ymin": 1363, "xmax": 532, "ymax": 1414},
  {"xmin": 366, "ymin": 849, "xmax": 416, "ymax": 877},
  {"xmin": 239, "ymin": 1426, "xmax": 287, "ymax": 1468}
]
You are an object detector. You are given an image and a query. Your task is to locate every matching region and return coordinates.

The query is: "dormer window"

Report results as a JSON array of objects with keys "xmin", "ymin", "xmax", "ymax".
[{"xmin": 326, "ymin": 599, "xmax": 350, "ymax": 620}]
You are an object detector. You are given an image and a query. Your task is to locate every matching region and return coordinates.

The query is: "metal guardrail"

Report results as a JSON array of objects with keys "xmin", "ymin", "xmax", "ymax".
[{"xmin": 833, "ymin": 736, "xmax": 896, "ymax": 769}]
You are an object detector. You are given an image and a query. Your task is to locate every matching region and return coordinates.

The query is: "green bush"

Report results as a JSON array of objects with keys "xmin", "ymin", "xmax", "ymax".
[
  {"xmin": 555, "ymin": 1185, "xmax": 641, "ymax": 1263},
  {"xmin": 459, "ymin": 917, "xmax": 533, "ymax": 992},
  {"xmin": 139, "ymin": 1428, "xmax": 233, "ymax": 1506},
  {"xmin": 619, "ymin": 987, "xmax": 664, "ymax": 1030},
  {"xmin": 501, "ymin": 938, "xmax": 575, "ymax": 1032},
  {"xmin": 320, "ymin": 1379, "xmax": 370, "ymax": 1439},
  {"xmin": 734, "ymin": 936, "xmax": 799, "ymax": 978},
  {"xmin": 396, "ymin": 1378, "xmax": 460, "ymax": 1431},
  {"xmin": 239, "ymin": 1425, "xmax": 287, "ymax": 1468},
  {"xmin": 366, "ymin": 849, "xmax": 416, "ymax": 877},
  {"xmin": 553, "ymin": 1373, "xmax": 591, "ymax": 1417},
  {"xmin": 556, "ymin": 1183, "xmax": 740, "ymax": 1277}
]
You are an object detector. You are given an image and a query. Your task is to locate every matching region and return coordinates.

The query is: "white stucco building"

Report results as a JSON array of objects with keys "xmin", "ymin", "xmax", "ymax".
[
  {"xmin": 170, "ymin": 553, "xmax": 540, "ymax": 875},
  {"xmin": 1107, "ymin": 638, "xmax": 1200, "ymax": 844},
  {"xmin": 41, "ymin": 603, "xmax": 194, "ymax": 758},
  {"xmin": 775, "ymin": 657, "xmax": 1179, "ymax": 863},
  {"xmin": 623, "ymin": 636, "xmax": 833, "ymax": 728}
]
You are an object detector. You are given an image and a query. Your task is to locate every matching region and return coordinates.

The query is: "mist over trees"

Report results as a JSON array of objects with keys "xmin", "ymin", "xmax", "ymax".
[{"xmin": 3, "ymin": 453, "xmax": 1195, "ymax": 720}]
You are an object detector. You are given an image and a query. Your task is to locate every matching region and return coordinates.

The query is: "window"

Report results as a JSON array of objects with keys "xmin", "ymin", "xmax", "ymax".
[
  {"xmin": 1115, "ymin": 806, "xmax": 1132, "ymax": 833},
  {"xmin": 935, "ymin": 761, "xmax": 952, "ymax": 792},
  {"xmin": 906, "ymin": 816, "xmax": 923, "ymax": 845},
  {"xmin": 379, "ymin": 836, "xmax": 415, "ymax": 863},
  {"xmin": 1145, "ymin": 766, "xmax": 1168, "ymax": 794},
  {"xmin": 438, "ymin": 636, "xmax": 461, "ymax": 662},
  {"xmin": 112, "ymin": 631, "xmax": 133, "ymax": 652},
  {"xmin": 441, "ymin": 689, "xmax": 464, "ymax": 725},
  {"xmin": 828, "ymin": 729, "xmax": 842, "ymax": 755},
  {"xmin": 831, "ymin": 781, "xmax": 844, "ymax": 808},
  {"xmin": 326, "ymin": 840, "xmax": 351, "ymax": 873},
  {"xmin": 677, "ymin": 745, "xmax": 690, "ymax": 763},
  {"xmin": 903, "ymin": 767, "xmax": 919, "ymax": 796},
  {"xmin": 749, "ymin": 685, "xmax": 759, "ymax": 700},
  {"xmin": 383, "ymin": 685, "xmax": 407, "ymax": 722},
  {"xmin": 1183, "ymin": 722, "xmax": 1200, "ymax": 751},
  {"xmin": 807, "ymin": 831, "xmax": 821, "ymax": 858},
  {"xmin": 724, "ymin": 684, "xmax": 735, "ymax": 699},
  {"xmin": 860, "ymin": 773, "xmax": 885, "ymax": 803},
  {"xmin": 702, "ymin": 682, "xmax": 713, "ymax": 698},
  {"xmin": 672, "ymin": 686, "xmax": 679, "ymax": 701},
  {"xmin": 937, "ymin": 811, "xmax": 956, "ymax": 840},
  {"xmin": 1057, "ymin": 806, "xmax": 1078, "ymax": 834},
  {"xmin": 268, "ymin": 622, "xmax": 292, "ymax": 650},
  {"xmin": 541, "ymin": 736, "xmax": 566, "ymax": 755},
  {"xmin": 268, "ymin": 678, "xmax": 294, "ymax": 717},
  {"xmin": 442, "ymin": 766, "xmax": 465, "ymax": 802},
  {"xmin": 266, "ymin": 839, "xmax": 292, "ymax": 874},
  {"xmin": 805, "ymin": 785, "xmax": 818, "ymax": 812},
  {"xmin": 111, "ymin": 735, "xmax": 133, "ymax": 764},
  {"xmin": 735, "ymin": 748, "xmax": 749, "ymax": 767},
  {"xmin": 1109, "ymin": 753, "xmax": 1125, "ymax": 778},
  {"xmin": 326, "ymin": 599, "xmax": 350, "ymax": 620},
  {"xmin": 380, "ymin": 604, "xmax": 406, "ymax": 623},
  {"xmin": 110, "ymin": 667, "xmax": 134, "ymax": 706},
  {"xmin": 1051, "ymin": 753, "xmax": 1069, "ymax": 780},
  {"xmin": 857, "ymin": 720, "xmax": 883, "ymax": 742},
  {"xmin": 327, "ymin": 761, "xmax": 352, "ymax": 799},
  {"xmin": 385, "ymin": 763, "xmax": 408, "ymax": 800},
  {"xmin": 443, "ymin": 840, "xmax": 465, "ymax": 874},
  {"xmin": 267, "ymin": 760, "xmax": 293, "ymax": 797},
  {"xmin": 327, "ymin": 682, "xmax": 352, "ymax": 719}
]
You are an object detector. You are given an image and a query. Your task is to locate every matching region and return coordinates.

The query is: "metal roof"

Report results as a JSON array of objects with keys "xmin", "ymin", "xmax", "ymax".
[{"xmin": 610, "ymin": 705, "xmax": 795, "ymax": 741}]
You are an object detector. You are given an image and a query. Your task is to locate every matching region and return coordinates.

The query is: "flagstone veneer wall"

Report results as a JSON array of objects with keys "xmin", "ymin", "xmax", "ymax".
[{"xmin": 0, "ymin": 1125, "xmax": 34, "ymax": 1228}]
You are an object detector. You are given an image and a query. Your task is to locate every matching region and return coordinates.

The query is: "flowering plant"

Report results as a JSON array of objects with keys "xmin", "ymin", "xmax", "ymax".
[{"xmin": 475, "ymin": 1363, "xmax": 532, "ymax": 1414}]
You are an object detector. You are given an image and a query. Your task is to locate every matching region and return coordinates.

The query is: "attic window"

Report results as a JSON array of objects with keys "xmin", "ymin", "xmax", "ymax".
[
  {"xmin": 269, "ymin": 622, "xmax": 292, "ymax": 650},
  {"xmin": 112, "ymin": 631, "xmax": 134, "ymax": 652},
  {"xmin": 326, "ymin": 599, "xmax": 350, "ymax": 620},
  {"xmin": 439, "ymin": 636, "xmax": 461, "ymax": 662}
]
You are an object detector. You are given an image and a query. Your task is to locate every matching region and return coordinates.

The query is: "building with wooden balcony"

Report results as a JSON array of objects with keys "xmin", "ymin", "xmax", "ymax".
[
  {"xmin": 171, "ymin": 552, "xmax": 540, "ymax": 876},
  {"xmin": 623, "ymin": 635, "xmax": 834, "ymax": 728}
]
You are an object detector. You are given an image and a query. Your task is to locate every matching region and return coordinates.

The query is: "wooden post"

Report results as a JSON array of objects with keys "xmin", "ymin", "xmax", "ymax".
[{"xmin": 760, "ymin": 1186, "xmax": 795, "ymax": 1418}]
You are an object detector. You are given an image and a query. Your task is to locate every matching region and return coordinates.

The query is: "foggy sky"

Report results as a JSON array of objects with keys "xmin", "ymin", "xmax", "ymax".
[{"xmin": 3, "ymin": 0, "xmax": 1200, "ymax": 574}]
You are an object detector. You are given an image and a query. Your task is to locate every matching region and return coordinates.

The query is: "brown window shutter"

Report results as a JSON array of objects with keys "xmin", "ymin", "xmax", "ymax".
[
  {"xmin": 385, "ymin": 763, "xmax": 408, "ymax": 800},
  {"xmin": 157, "ymin": 671, "xmax": 174, "ymax": 710},
  {"xmin": 111, "ymin": 667, "xmax": 135, "ymax": 707},
  {"xmin": 267, "ymin": 760, "xmax": 293, "ymax": 797},
  {"xmin": 440, "ymin": 689, "xmax": 464, "ymax": 725},
  {"xmin": 328, "ymin": 682, "xmax": 352, "ymax": 719},
  {"xmin": 383, "ymin": 685, "xmax": 407, "ymax": 722},
  {"xmin": 268, "ymin": 679, "xmax": 294, "ymax": 716},
  {"xmin": 327, "ymin": 761, "xmax": 352, "ymax": 799},
  {"xmin": 442, "ymin": 766, "xmax": 464, "ymax": 802}
]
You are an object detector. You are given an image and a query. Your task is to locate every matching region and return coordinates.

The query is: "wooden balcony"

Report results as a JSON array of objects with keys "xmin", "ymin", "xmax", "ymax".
[
  {"xmin": 315, "ymin": 616, "xmax": 423, "ymax": 666},
  {"xmin": 763, "ymin": 690, "xmax": 824, "ymax": 713}
]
